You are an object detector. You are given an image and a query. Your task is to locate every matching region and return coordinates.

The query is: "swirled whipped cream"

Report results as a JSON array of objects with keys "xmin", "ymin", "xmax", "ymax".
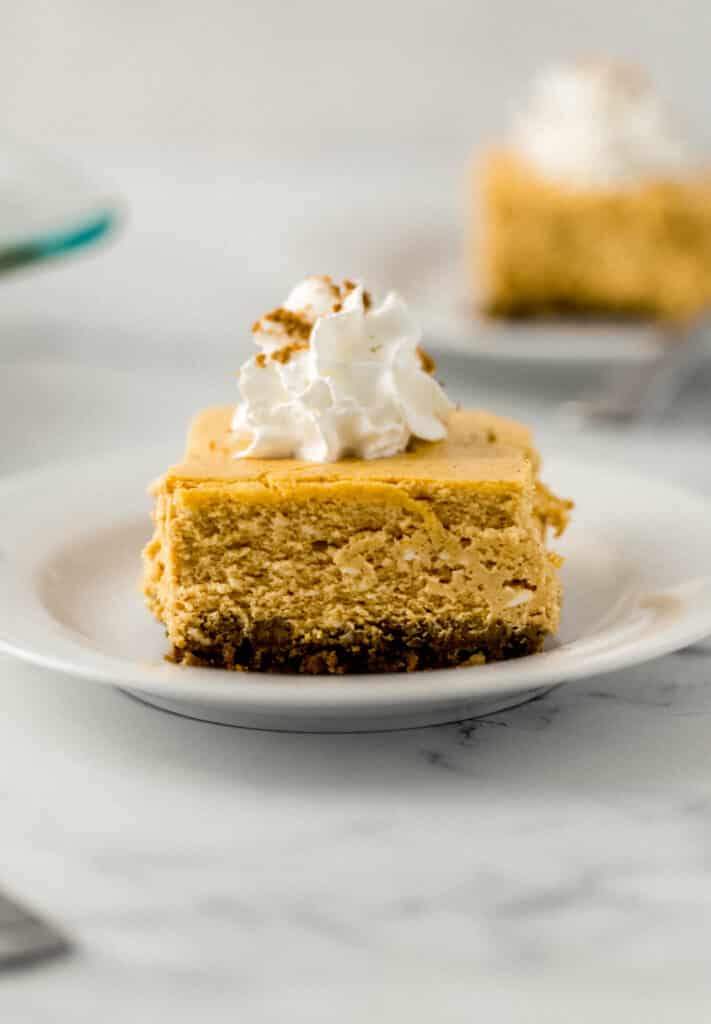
[
  {"xmin": 513, "ymin": 61, "xmax": 689, "ymax": 187},
  {"xmin": 232, "ymin": 276, "xmax": 453, "ymax": 462}
]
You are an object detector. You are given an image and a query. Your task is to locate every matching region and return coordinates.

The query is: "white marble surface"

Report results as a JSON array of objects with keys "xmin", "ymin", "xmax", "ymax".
[{"xmin": 1, "ymin": 152, "xmax": 711, "ymax": 1021}]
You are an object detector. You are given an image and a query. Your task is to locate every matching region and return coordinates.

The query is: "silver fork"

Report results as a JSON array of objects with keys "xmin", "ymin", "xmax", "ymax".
[{"xmin": 561, "ymin": 315, "xmax": 711, "ymax": 425}]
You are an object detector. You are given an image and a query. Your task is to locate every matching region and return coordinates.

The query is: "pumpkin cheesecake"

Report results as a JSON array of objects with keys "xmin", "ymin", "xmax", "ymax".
[
  {"xmin": 143, "ymin": 277, "xmax": 571, "ymax": 673},
  {"xmin": 476, "ymin": 62, "xmax": 711, "ymax": 321}
]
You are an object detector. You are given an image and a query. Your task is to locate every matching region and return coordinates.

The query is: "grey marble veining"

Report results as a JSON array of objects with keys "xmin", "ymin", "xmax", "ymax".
[{"xmin": 2, "ymin": 647, "xmax": 711, "ymax": 1021}]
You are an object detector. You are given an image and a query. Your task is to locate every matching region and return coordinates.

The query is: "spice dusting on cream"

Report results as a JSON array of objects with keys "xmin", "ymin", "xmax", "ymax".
[{"xmin": 232, "ymin": 276, "xmax": 453, "ymax": 463}]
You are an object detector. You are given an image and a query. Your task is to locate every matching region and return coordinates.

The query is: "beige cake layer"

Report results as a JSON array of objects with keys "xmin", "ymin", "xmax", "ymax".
[
  {"xmin": 477, "ymin": 150, "xmax": 711, "ymax": 320},
  {"xmin": 143, "ymin": 407, "xmax": 571, "ymax": 673}
]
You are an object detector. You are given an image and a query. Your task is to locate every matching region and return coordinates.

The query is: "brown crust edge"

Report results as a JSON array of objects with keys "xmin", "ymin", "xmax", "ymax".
[{"xmin": 166, "ymin": 619, "xmax": 547, "ymax": 675}]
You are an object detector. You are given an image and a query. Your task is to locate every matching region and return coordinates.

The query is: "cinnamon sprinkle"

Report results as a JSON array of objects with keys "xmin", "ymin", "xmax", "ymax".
[
  {"xmin": 312, "ymin": 274, "xmax": 341, "ymax": 299},
  {"xmin": 417, "ymin": 346, "xmax": 436, "ymax": 374},
  {"xmin": 252, "ymin": 277, "xmax": 377, "ymax": 369},
  {"xmin": 343, "ymin": 278, "xmax": 372, "ymax": 309},
  {"xmin": 260, "ymin": 307, "xmax": 313, "ymax": 340},
  {"xmin": 270, "ymin": 339, "xmax": 310, "ymax": 364}
]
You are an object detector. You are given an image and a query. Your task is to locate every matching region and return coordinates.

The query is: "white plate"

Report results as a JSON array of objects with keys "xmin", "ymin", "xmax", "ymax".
[
  {"xmin": 414, "ymin": 260, "xmax": 711, "ymax": 366},
  {"xmin": 1, "ymin": 449, "xmax": 711, "ymax": 732},
  {"xmin": 422, "ymin": 308, "xmax": 667, "ymax": 366}
]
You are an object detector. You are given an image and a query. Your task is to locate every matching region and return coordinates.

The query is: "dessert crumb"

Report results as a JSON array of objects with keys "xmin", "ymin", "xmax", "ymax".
[
  {"xmin": 270, "ymin": 340, "xmax": 310, "ymax": 364},
  {"xmin": 417, "ymin": 346, "xmax": 437, "ymax": 374}
]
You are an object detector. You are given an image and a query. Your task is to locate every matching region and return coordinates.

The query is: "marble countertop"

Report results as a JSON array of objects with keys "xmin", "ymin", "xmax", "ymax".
[{"xmin": 1, "ymin": 152, "xmax": 711, "ymax": 1022}]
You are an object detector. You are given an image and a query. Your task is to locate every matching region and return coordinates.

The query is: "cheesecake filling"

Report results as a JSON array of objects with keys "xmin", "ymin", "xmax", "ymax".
[
  {"xmin": 143, "ymin": 404, "xmax": 572, "ymax": 673},
  {"xmin": 512, "ymin": 60, "xmax": 690, "ymax": 188},
  {"xmin": 232, "ymin": 276, "xmax": 453, "ymax": 463},
  {"xmin": 144, "ymin": 468, "xmax": 566, "ymax": 673}
]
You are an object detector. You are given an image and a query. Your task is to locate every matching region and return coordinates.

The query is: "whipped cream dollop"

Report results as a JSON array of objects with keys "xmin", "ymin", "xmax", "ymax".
[
  {"xmin": 232, "ymin": 276, "xmax": 453, "ymax": 462},
  {"xmin": 512, "ymin": 61, "xmax": 689, "ymax": 187}
]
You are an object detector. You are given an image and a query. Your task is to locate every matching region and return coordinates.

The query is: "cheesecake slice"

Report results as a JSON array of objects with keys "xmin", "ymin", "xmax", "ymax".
[
  {"xmin": 476, "ymin": 62, "xmax": 711, "ymax": 321},
  {"xmin": 143, "ymin": 405, "xmax": 570, "ymax": 674},
  {"xmin": 479, "ymin": 151, "xmax": 711, "ymax": 320}
]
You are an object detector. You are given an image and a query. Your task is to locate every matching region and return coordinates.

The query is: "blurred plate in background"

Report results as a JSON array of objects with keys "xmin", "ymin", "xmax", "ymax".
[{"xmin": 415, "ymin": 258, "xmax": 711, "ymax": 367}]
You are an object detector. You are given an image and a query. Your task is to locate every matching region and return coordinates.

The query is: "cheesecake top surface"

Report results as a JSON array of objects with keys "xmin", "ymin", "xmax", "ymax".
[
  {"xmin": 160, "ymin": 406, "xmax": 537, "ymax": 488},
  {"xmin": 484, "ymin": 148, "xmax": 711, "ymax": 198}
]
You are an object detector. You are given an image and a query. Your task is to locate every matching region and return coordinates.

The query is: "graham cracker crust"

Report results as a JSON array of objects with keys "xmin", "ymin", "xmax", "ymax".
[{"xmin": 167, "ymin": 618, "xmax": 546, "ymax": 675}]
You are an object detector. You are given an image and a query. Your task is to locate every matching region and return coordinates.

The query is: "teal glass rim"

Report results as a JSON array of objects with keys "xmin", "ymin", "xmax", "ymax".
[{"xmin": 0, "ymin": 205, "xmax": 120, "ymax": 273}]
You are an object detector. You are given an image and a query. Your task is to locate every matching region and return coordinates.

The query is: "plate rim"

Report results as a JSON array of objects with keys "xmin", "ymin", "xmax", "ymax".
[
  {"xmin": 1, "ymin": 447, "xmax": 711, "ymax": 716},
  {"xmin": 0, "ymin": 143, "xmax": 121, "ymax": 267},
  {"xmin": 419, "ymin": 307, "xmax": 673, "ymax": 367},
  {"xmin": 409, "ymin": 254, "xmax": 707, "ymax": 367}
]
